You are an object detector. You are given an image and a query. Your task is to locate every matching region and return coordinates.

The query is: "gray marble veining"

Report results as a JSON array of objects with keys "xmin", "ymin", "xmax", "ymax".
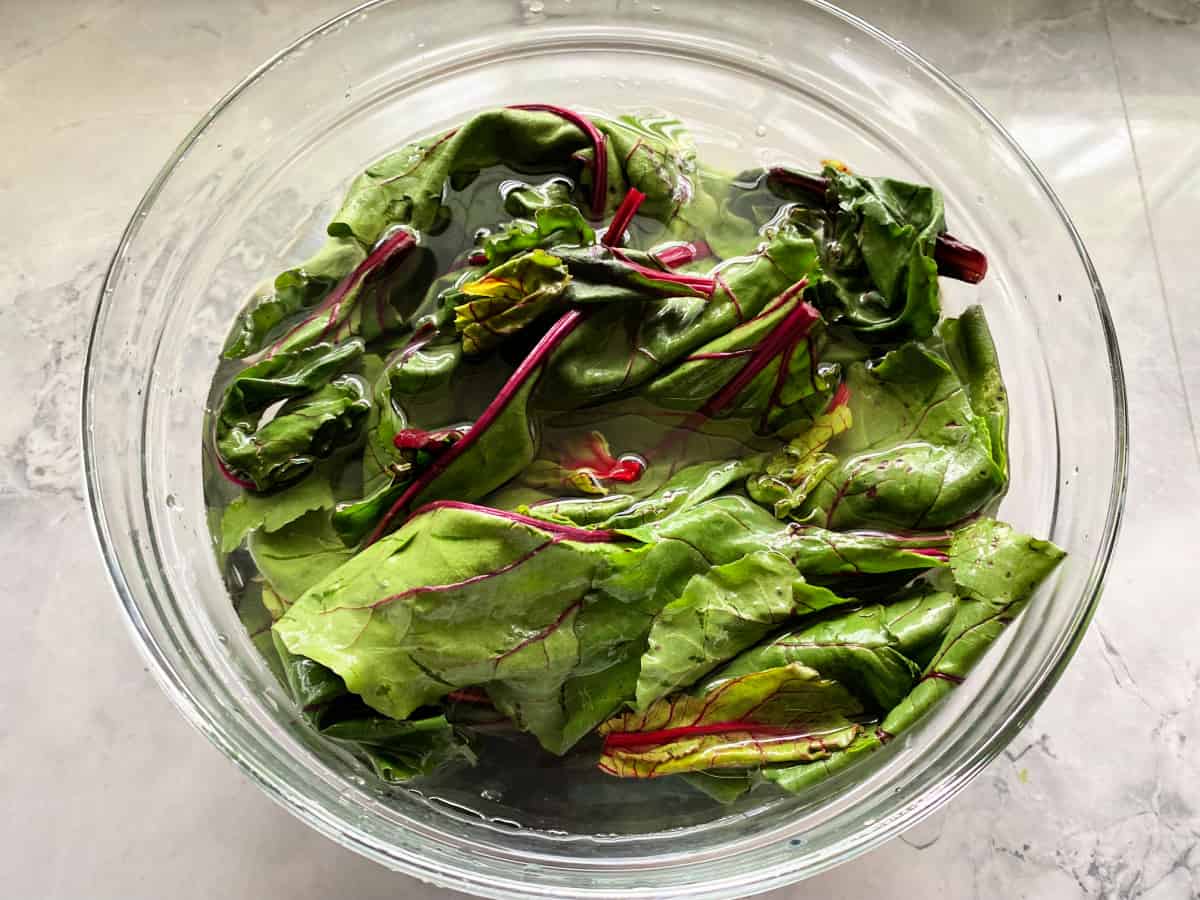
[{"xmin": 2, "ymin": 1, "xmax": 1197, "ymax": 898}]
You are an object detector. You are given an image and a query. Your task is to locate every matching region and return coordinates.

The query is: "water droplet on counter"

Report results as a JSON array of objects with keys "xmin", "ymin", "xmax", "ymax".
[
  {"xmin": 755, "ymin": 125, "xmax": 767, "ymax": 137},
  {"xmin": 165, "ymin": 493, "xmax": 178, "ymax": 509},
  {"xmin": 651, "ymin": 3, "xmax": 662, "ymax": 11},
  {"xmin": 480, "ymin": 789, "xmax": 502, "ymax": 801},
  {"xmin": 527, "ymin": 0, "xmax": 544, "ymax": 12}
]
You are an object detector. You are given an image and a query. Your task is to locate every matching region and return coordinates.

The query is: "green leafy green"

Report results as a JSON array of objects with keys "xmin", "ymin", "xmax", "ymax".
[
  {"xmin": 273, "ymin": 502, "xmax": 636, "ymax": 751},
  {"xmin": 768, "ymin": 165, "xmax": 945, "ymax": 339},
  {"xmin": 745, "ymin": 391, "xmax": 852, "ymax": 518},
  {"xmin": 219, "ymin": 469, "xmax": 335, "ymax": 553},
  {"xmin": 452, "ymin": 249, "xmax": 572, "ymax": 355},
  {"xmin": 541, "ymin": 229, "xmax": 821, "ymax": 407},
  {"xmin": 215, "ymin": 340, "xmax": 368, "ymax": 492},
  {"xmin": 481, "ymin": 179, "xmax": 595, "ymax": 264},
  {"xmin": 322, "ymin": 715, "xmax": 475, "ymax": 783},
  {"xmin": 880, "ymin": 518, "xmax": 1065, "ymax": 735},
  {"xmin": 799, "ymin": 316, "xmax": 1007, "ymax": 529},
  {"xmin": 219, "ymin": 378, "xmax": 370, "ymax": 493},
  {"xmin": 635, "ymin": 551, "xmax": 850, "ymax": 709},
  {"xmin": 249, "ymin": 510, "xmax": 356, "ymax": 606},
  {"xmin": 223, "ymin": 237, "xmax": 367, "ymax": 359},
  {"xmin": 710, "ymin": 585, "xmax": 958, "ymax": 710},
  {"xmin": 599, "ymin": 663, "xmax": 864, "ymax": 778},
  {"xmin": 209, "ymin": 106, "xmax": 1066, "ymax": 799},
  {"xmin": 764, "ymin": 518, "xmax": 1064, "ymax": 792}
]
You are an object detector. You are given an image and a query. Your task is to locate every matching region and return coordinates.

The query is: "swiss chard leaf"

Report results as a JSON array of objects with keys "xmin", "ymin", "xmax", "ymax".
[
  {"xmin": 365, "ymin": 310, "xmax": 586, "ymax": 543},
  {"xmin": 767, "ymin": 165, "xmax": 945, "ymax": 339},
  {"xmin": 634, "ymin": 550, "xmax": 853, "ymax": 709},
  {"xmin": 709, "ymin": 585, "xmax": 959, "ymax": 710},
  {"xmin": 937, "ymin": 305, "xmax": 1009, "ymax": 480},
  {"xmin": 762, "ymin": 730, "xmax": 883, "ymax": 793},
  {"xmin": 259, "ymin": 229, "xmax": 426, "ymax": 358},
  {"xmin": 800, "ymin": 316, "xmax": 1007, "ymax": 530},
  {"xmin": 481, "ymin": 179, "xmax": 595, "ymax": 264},
  {"xmin": 223, "ymin": 237, "xmax": 366, "ymax": 359},
  {"xmin": 271, "ymin": 628, "xmax": 348, "ymax": 721},
  {"xmin": 273, "ymin": 502, "xmax": 637, "ymax": 751},
  {"xmin": 593, "ymin": 456, "xmax": 764, "ymax": 530},
  {"xmin": 451, "ymin": 249, "xmax": 572, "ymax": 355},
  {"xmin": 541, "ymin": 229, "xmax": 821, "ymax": 407},
  {"xmin": 331, "ymin": 108, "xmax": 600, "ymax": 244},
  {"xmin": 520, "ymin": 431, "xmax": 646, "ymax": 497},
  {"xmin": 746, "ymin": 390, "xmax": 852, "ymax": 518},
  {"xmin": 880, "ymin": 518, "xmax": 1065, "ymax": 736},
  {"xmin": 641, "ymin": 286, "xmax": 830, "ymax": 431},
  {"xmin": 218, "ymin": 378, "xmax": 370, "ymax": 493},
  {"xmin": 764, "ymin": 519, "xmax": 1064, "ymax": 793},
  {"xmin": 618, "ymin": 494, "xmax": 949, "ymax": 580},
  {"xmin": 680, "ymin": 770, "xmax": 757, "ymax": 804},
  {"xmin": 248, "ymin": 509, "xmax": 356, "ymax": 607},
  {"xmin": 219, "ymin": 468, "xmax": 335, "ymax": 553},
  {"xmin": 598, "ymin": 663, "xmax": 864, "ymax": 778},
  {"xmin": 322, "ymin": 714, "xmax": 475, "ymax": 783},
  {"xmin": 214, "ymin": 339, "xmax": 367, "ymax": 492}
]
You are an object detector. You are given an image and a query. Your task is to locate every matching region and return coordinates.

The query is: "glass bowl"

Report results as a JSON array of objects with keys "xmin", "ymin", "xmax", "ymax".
[{"xmin": 83, "ymin": 0, "xmax": 1127, "ymax": 896}]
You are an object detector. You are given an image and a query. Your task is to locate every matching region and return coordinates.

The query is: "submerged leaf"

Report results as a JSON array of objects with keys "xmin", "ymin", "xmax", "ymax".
[
  {"xmin": 746, "ymin": 386, "xmax": 853, "ymax": 518},
  {"xmin": 880, "ymin": 518, "xmax": 1065, "ymax": 735},
  {"xmin": 635, "ymin": 551, "xmax": 850, "ymax": 709},
  {"xmin": 599, "ymin": 663, "xmax": 864, "ymax": 778},
  {"xmin": 219, "ymin": 469, "xmax": 335, "ymax": 554},
  {"xmin": 214, "ymin": 340, "xmax": 368, "ymax": 492},
  {"xmin": 453, "ymin": 249, "xmax": 572, "ymax": 354},
  {"xmin": 800, "ymin": 312, "xmax": 1007, "ymax": 529},
  {"xmin": 274, "ymin": 502, "xmax": 636, "ymax": 751},
  {"xmin": 223, "ymin": 237, "xmax": 367, "ymax": 359}
]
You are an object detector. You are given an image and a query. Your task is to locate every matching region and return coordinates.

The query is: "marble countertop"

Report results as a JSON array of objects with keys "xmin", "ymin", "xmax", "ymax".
[{"xmin": 3, "ymin": 1, "xmax": 1197, "ymax": 897}]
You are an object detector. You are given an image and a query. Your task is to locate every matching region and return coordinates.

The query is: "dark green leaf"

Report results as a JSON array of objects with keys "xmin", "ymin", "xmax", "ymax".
[
  {"xmin": 541, "ymin": 229, "xmax": 820, "ymax": 407},
  {"xmin": 746, "ymin": 398, "xmax": 852, "ymax": 518},
  {"xmin": 768, "ymin": 164, "xmax": 945, "ymax": 339},
  {"xmin": 680, "ymin": 770, "xmax": 757, "ymax": 804},
  {"xmin": 641, "ymin": 289, "xmax": 832, "ymax": 429},
  {"xmin": 322, "ymin": 714, "xmax": 476, "ymax": 783},
  {"xmin": 482, "ymin": 179, "xmax": 595, "ymax": 264},
  {"xmin": 710, "ymin": 586, "xmax": 959, "ymax": 710},
  {"xmin": 223, "ymin": 237, "xmax": 366, "ymax": 359},
  {"xmin": 937, "ymin": 306, "xmax": 1009, "ymax": 480},
  {"xmin": 331, "ymin": 108, "xmax": 599, "ymax": 244},
  {"xmin": 763, "ymin": 731, "xmax": 883, "ymax": 793},
  {"xmin": 218, "ymin": 377, "xmax": 370, "ymax": 493},
  {"xmin": 215, "ymin": 340, "xmax": 368, "ymax": 492},
  {"xmin": 273, "ymin": 503, "xmax": 637, "ymax": 752}
]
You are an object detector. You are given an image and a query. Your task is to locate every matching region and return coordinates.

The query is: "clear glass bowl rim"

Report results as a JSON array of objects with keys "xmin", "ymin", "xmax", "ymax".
[{"xmin": 82, "ymin": 0, "xmax": 1129, "ymax": 895}]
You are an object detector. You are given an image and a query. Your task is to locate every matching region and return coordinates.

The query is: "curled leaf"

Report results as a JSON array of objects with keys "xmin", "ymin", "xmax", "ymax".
[
  {"xmin": 214, "ymin": 340, "xmax": 369, "ymax": 492},
  {"xmin": 746, "ymin": 386, "xmax": 853, "ymax": 518}
]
